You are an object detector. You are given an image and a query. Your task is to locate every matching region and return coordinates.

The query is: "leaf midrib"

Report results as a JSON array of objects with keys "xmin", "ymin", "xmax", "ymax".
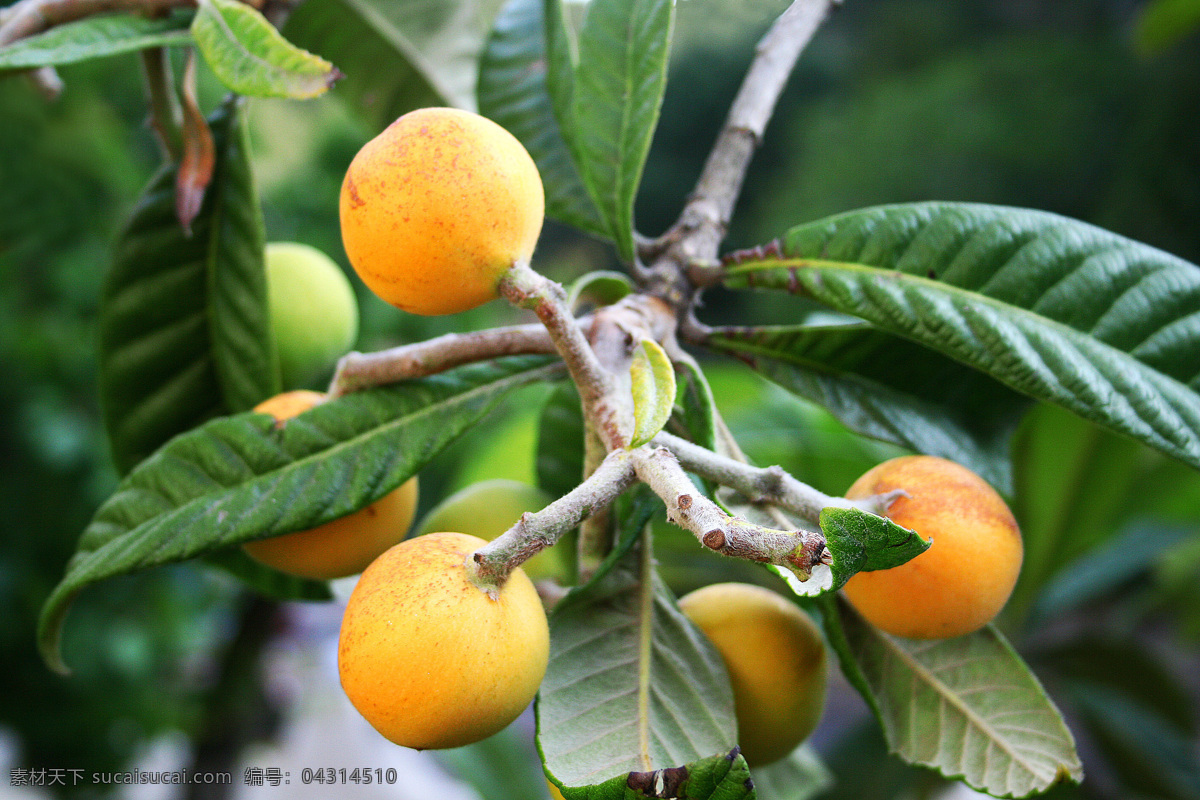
[
  {"xmin": 89, "ymin": 360, "xmax": 562, "ymax": 557},
  {"xmin": 873, "ymin": 628, "xmax": 1061, "ymax": 785}
]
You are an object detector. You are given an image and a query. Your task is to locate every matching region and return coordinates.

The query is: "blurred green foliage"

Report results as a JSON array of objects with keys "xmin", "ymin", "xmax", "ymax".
[{"xmin": 2, "ymin": 0, "xmax": 1198, "ymax": 798}]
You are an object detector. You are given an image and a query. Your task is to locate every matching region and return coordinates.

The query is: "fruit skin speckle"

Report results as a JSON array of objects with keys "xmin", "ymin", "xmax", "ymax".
[
  {"xmin": 842, "ymin": 455, "xmax": 1023, "ymax": 640},
  {"xmin": 337, "ymin": 532, "xmax": 549, "ymax": 749},
  {"xmin": 339, "ymin": 107, "xmax": 544, "ymax": 316}
]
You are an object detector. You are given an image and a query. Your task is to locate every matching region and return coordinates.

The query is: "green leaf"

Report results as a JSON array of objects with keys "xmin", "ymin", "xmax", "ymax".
[
  {"xmin": 191, "ymin": 0, "xmax": 340, "ymax": 99},
  {"xmin": 478, "ymin": 0, "xmax": 607, "ymax": 237},
  {"xmin": 722, "ymin": 202, "xmax": 1200, "ymax": 473},
  {"xmin": 671, "ymin": 358, "xmax": 718, "ymax": 454},
  {"xmin": 831, "ymin": 597, "xmax": 1083, "ymax": 798},
  {"xmin": 1066, "ymin": 681, "xmax": 1200, "ymax": 800},
  {"xmin": 1026, "ymin": 521, "xmax": 1194, "ymax": 625},
  {"xmin": 538, "ymin": 493, "xmax": 739, "ymax": 792},
  {"xmin": 703, "ymin": 324, "xmax": 1024, "ymax": 493},
  {"xmin": 818, "ymin": 506, "xmax": 929, "ymax": 591},
  {"xmin": 0, "ymin": 12, "xmax": 193, "ymax": 70},
  {"xmin": 39, "ymin": 357, "xmax": 559, "ymax": 673},
  {"xmin": 629, "ymin": 339, "xmax": 676, "ymax": 448},
  {"xmin": 101, "ymin": 97, "xmax": 276, "ymax": 476},
  {"xmin": 555, "ymin": 750, "xmax": 753, "ymax": 800},
  {"xmin": 1134, "ymin": 0, "xmax": 1200, "ymax": 55},
  {"xmin": 567, "ymin": 270, "xmax": 634, "ymax": 311},
  {"xmin": 536, "ymin": 381, "xmax": 585, "ymax": 500},
  {"xmin": 558, "ymin": 0, "xmax": 674, "ymax": 260},
  {"xmin": 751, "ymin": 746, "xmax": 833, "ymax": 800},
  {"xmin": 1033, "ymin": 636, "xmax": 1198, "ymax": 735},
  {"xmin": 1010, "ymin": 402, "xmax": 1200, "ymax": 622},
  {"xmin": 283, "ymin": 0, "xmax": 504, "ymax": 128}
]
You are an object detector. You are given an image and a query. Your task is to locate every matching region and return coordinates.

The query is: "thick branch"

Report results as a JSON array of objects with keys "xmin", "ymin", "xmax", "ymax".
[
  {"xmin": 468, "ymin": 449, "xmax": 638, "ymax": 594},
  {"xmin": 646, "ymin": 0, "xmax": 837, "ymax": 290},
  {"xmin": 632, "ymin": 445, "xmax": 829, "ymax": 581},
  {"xmin": 328, "ymin": 323, "xmax": 556, "ymax": 397},
  {"xmin": 500, "ymin": 261, "xmax": 631, "ymax": 450}
]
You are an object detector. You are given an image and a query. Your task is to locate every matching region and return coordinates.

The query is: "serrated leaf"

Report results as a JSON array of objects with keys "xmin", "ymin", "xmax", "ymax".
[
  {"xmin": 703, "ymin": 324, "xmax": 1023, "ymax": 493},
  {"xmin": 283, "ymin": 0, "xmax": 503, "ymax": 126},
  {"xmin": 478, "ymin": 0, "xmax": 607, "ymax": 236},
  {"xmin": 722, "ymin": 202, "xmax": 1200, "ymax": 473},
  {"xmin": 537, "ymin": 381, "xmax": 585, "ymax": 499},
  {"xmin": 538, "ymin": 493, "xmax": 738, "ymax": 790},
  {"xmin": 831, "ymin": 597, "xmax": 1083, "ymax": 798},
  {"xmin": 40, "ymin": 357, "xmax": 559, "ymax": 673},
  {"xmin": 629, "ymin": 339, "xmax": 676, "ymax": 448},
  {"xmin": 0, "ymin": 12, "xmax": 193, "ymax": 70},
  {"xmin": 558, "ymin": 0, "xmax": 674, "ymax": 260},
  {"xmin": 191, "ymin": 0, "xmax": 340, "ymax": 99},
  {"xmin": 101, "ymin": 97, "xmax": 275, "ymax": 476},
  {"xmin": 818, "ymin": 506, "xmax": 929, "ymax": 591},
  {"xmin": 556, "ymin": 750, "xmax": 753, "ymax": 800}
]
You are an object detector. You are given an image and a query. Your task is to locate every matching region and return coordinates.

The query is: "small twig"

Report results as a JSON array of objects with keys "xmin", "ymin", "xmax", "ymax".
[
  {"xmin": 654, "ymin": 430, "xmax": 898, "ymax": 522},
  {"xmin": 0, "ymin": 0, "xmax": 192, "ymax": 46},
  {"xmin": 28, "ymin": 66, "xmax": 63, "ymax": 99},
  {"xmin": 632, "ymin": 445, "xmax": 828, "ymax": 581},
  {"xmin": 468, "ymin": 449, "xmax": 637, "ymax": 594},
  {"xmin": 142, "ymin": 47, "xmax": 182, "ymax": 162},
  {"xmin": 500, "ymin": 261, "xmax": 631, "ymax": 451},
  {"xmin": 328, "ymin": 323, "xmax": 557, "ymax": 397}
]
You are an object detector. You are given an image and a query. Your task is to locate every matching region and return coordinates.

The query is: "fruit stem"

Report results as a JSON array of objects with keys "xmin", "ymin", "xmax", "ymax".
[
  {"xmin": 327, "ymin": 323, "xmax": 558, "ymax": 397},
  {"xmin": 632, "ymin": 445, "xmax": 829, "ymax": 581},
  {"xmin": 467, "ymin": 449, "xmax": 638, "ymax": 595},
  {"xmin": 499, "ymin": 261, "xmax": 632, "ymax": 450}
]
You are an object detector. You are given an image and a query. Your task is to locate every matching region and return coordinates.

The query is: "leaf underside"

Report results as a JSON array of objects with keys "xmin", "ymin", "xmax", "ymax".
[
  {"xmin": 191, "ymin": 0, "xmax": 339, "ymax": 99},
  {"xmin": 284, "ymin": 0, "xmax": 503, "ymax": 125},
  {"xmin": 539, "ymin": 493, "xmax": 738, "ymax": 791},
  {"xmin": 830, "ymin": 597, "xmax": 1083, "ymax": 798}
]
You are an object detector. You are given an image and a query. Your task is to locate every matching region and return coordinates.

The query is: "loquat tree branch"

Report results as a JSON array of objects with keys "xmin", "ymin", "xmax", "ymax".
[
  {"xmin": 632, "ymin": 445, "xmax": 829, "ymax": 581},
  {"xmin": 499, "ymin": 261, "xmax": 632, "ymax": 451},
  {"xmin": 467, "ymin": 449, "xmax": 638, "ymax": 595},
  {"xmin": 327, "ymin": 322, "xmax": 558, "ymax": 397},
  {"xmin": 643, "ymin": 0, "xmax": 838, "ymax": 296}
]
